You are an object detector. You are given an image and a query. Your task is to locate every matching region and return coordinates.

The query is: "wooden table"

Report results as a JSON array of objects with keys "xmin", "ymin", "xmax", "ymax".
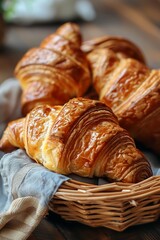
[
  {"xmin": 28, "ymin": 212, "xmax": 160, "ymax": 240},
  {"xmin": 0, "ymin": 0, "xmax": 160, "ymax": 239}
]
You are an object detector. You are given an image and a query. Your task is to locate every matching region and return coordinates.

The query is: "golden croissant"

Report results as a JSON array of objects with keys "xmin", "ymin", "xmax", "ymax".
[
  {"xmin": 15, "ymin": 22, "xmax": 91, "ymax": 115},
  {"xmin": 82, "ymin": 36, "xmax": 145, "ymax": 63},
  {"xmin": 83, "ymin": 37, "xmax": 160, "ymax": 154},
  {"xmin": 0, "ymin": 98, "xmax": 152, "ymax": 183}
]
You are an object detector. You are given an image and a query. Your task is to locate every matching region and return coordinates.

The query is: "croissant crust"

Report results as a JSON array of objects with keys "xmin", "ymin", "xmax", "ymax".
[
  {"xmin": 82, "ymin": 36, "xmax": 145, "ymax": 63},
  {"xmin": 0, "ymin": 98, "xmax": 152, "ymax": 183},
  {"xmin": 15, "ymin": 23, "xmax": 91, "ymax": 115},
  {"xmin": 84, "ymin": 37, "xmax": 160, "ymax": 153}
]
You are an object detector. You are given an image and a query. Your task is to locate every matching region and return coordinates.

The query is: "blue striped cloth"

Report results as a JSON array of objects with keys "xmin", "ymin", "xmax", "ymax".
[
  {"xmin": 0, "ymin": 79, "xmax": 69, "ymax": 240},
  {"xmin": 0, "ymin": 149, "xmax": 69, "ymax": 213},
  {"xmin": 0, "ymin": 149, "xmax": 69, "ymax": 240}
]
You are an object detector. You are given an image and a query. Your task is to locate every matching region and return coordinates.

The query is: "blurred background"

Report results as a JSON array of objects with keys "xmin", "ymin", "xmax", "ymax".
[{"xmin": 0, "ymin": 0, "xmax": 160, "ymax": 83}]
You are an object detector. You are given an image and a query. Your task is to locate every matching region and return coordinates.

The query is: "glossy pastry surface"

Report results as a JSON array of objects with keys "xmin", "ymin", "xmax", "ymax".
[
  {"xmin": 0, "ymin": 98, "xmax": 152, "ymax": 183},
  {"xmin": 82, "ymin": 36, "xmax": 145, "ymax": 63},
  {"xmin": 15, "ymin": 22, "xmax": 91, "ymax": 115},
  {"xmin": 85, "ymin": 40, "xmax": 160, "ymax": 153}
]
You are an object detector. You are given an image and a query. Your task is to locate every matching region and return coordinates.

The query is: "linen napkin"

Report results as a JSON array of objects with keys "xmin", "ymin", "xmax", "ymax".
[
  {"xmin": 0, "ymin": 79, "xmax": 69, "ymax": 240},
  {"xmin": 0, "ymin": 78, "xmax": 21, "ymax": 140}
]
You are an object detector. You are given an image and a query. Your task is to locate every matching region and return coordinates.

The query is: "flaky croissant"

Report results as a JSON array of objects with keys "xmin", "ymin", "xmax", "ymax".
[
  {"xmin": 15, "ymin": 22, "xmax": 91, "ymax": 115},
  {"xmin": 0, "ymin": 98, "xmax": 152, "ymax": 183},
  {"xmin": 82, "ymin": 36, "xmax": 145, "ymax": 63},
  {"xmin": 83, "ymin": 39, "xmax": 160, "ymax": 154}
]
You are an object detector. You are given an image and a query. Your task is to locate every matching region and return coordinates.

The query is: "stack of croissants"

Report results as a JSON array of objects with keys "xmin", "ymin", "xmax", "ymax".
[{"xmin": 1, "ymin": 22, "xmax": 160, "ymax": 184}]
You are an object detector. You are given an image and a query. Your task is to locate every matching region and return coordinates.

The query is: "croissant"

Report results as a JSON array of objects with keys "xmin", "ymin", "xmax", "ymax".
[
  {"xmin": 83, "ymin": 39, "xmax": 160, "ymax": 154},
  {"xmin": 15, "ymin": 22, "xmax": 91, "ymax": 115},
  {"xmin": 82, "ymin": 36, "xmax": 145, "ymax": 63},
  {"xmin": 0, "ymin": 98, "xmax": 152, "ymax": 183}
]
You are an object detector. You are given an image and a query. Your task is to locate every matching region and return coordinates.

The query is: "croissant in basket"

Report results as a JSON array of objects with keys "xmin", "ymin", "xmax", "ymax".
[
  {"xmin": 15, "ymin": 22, "xmax": 91, "ymax": 115},
  {"xmin": 82, "ymin": 37, "xmax": 160, "ymax": 154},
  {"xmin": 0, "ymin": 98, "xmax": 152, "ymax": 183}
]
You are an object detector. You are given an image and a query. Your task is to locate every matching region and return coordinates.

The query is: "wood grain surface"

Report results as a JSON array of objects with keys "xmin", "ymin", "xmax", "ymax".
[
  {"xmin": 0, "ymin": 0, "xmax": 160, "ymax": 239},
  {"xmin": 28, "ymin": 212, "xmax": 160, "ymax": 240}
]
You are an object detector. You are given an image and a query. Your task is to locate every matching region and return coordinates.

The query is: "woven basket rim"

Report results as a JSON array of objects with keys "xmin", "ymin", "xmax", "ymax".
[
  {"xmin": 52, "ymin": 175, "xmax": 160, "ymax": 231},
  {"xmin": 55, "ymin": 175, "xmax": 160, "ymax": 201}
]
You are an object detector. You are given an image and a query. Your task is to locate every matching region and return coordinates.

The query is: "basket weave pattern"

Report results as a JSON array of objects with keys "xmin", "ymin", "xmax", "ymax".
[{"xmin": 50, "ymin": 176, "xmax": 160, "ymax": 231}]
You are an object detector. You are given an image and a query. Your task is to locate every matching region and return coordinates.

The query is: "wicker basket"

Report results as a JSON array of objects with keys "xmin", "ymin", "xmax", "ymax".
[{"xmin": 49, "ymin": 176, "xmax": 160, "ymax": 232}]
